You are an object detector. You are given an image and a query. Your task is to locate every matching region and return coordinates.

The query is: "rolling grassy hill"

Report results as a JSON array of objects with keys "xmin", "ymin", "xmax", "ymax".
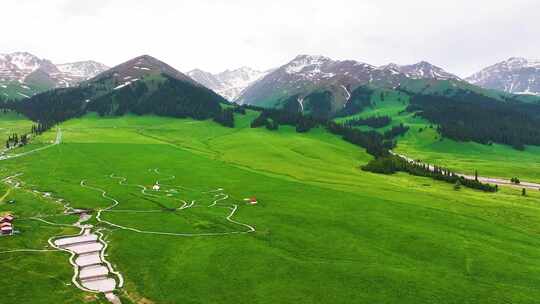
[{"xmin": 1, "ymin": 111, "xmax": 540, "ymax": 303}]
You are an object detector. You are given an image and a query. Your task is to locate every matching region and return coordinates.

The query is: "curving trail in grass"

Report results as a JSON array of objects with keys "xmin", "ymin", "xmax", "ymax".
[
  {"xmin": 109, "ymin": 173, "xmax": 189, "ymax": 210},
  {"xmin": 80, "ymin": 169, "xmax": 256, "ymax": 237}
]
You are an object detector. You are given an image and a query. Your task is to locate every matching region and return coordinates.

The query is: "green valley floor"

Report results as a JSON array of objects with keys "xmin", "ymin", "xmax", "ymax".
[{"xmin": 1, "ymin": 112, "xmax": 540, "ymax": 303}]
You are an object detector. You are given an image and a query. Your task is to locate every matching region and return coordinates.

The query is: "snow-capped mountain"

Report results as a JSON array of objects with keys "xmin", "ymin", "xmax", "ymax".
[
  {"xmin": 57, "ymin": 61, "xmax": 109, "ymax": 79},
  {"xmin": 187, "ymin": 67, "xmax": 267, "ymax": 101},
  {"xmin": 380, "ymin": 61, "xmax": 460, "ymax": 80},
  {"xmin": 0, "ymin": 52, "xmax": 57, "ymax": 83},
  {"xmin": 237, "ymin": 54, "xmax": 459, "ymax": 109},
  {"xmin": 0, "ymin": 52, "xmax": 109, "ymax": 99},
  {"xmin": 466, "ymin": 57, "xmax": 540, "ymax": 95}
]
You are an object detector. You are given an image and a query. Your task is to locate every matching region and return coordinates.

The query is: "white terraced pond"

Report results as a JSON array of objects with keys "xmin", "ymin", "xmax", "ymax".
[{"xmin": 51, "ymin": 214, "xmax": 123, "ymax": 304}]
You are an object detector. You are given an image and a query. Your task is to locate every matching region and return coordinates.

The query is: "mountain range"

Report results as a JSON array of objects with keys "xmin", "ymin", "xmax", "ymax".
[
  {"xmin": 2, "ymin": 51, "xmax": 540, "ymax": 107},
  {"xmin": 0, "ymin": 52, "xmax": 108, "ymax": 99},
  {"xmin": 235, "ymin": 55, "xmax": 463, "ymax": 111}
]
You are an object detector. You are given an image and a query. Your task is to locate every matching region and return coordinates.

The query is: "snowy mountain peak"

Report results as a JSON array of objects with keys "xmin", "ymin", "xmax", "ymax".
[
  {"xmin": 285, "ymin": 55, "xmax": 332, "ymax": 74},
  {"xmin": 56, "ymin": 61, "xmax": 109, "ymax": 79},
  {"xmin": 377, "ymin": 63, "xmax": 401, "ymax": 74},
  {"xmin": 399, "ymin": 61, "xmax": 460, "ymax": 80},
  {"xmin": 187, "ymin": 66, "xmax": 268, "ymax": 101},
  {"xmin": 376, "ymin": 61, "xmax": 459, "ymax": 80},
  {"xmin": 0, "ymin": 52, "xmax": 46, "ymax": 74},
  {"xmin": 3, "ymin": 52, "xmax": 44, "ymax": 72},
  {"xmin": 466, "ymin": 57, "xmax": 540, "ymax": 95},
  {"xmin": 0, "ymin": 52, "xmax": 110, "ymax": 98}
]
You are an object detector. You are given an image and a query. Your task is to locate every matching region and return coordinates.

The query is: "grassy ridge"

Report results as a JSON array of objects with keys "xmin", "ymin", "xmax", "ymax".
[{"xmin": 1, "ymin": 112, "xmax": 540, "ymax": 303}]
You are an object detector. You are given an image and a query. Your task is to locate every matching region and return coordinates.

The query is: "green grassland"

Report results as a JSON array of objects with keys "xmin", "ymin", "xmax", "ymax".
[{"xmin": 1, "ymin": 111, "xmax": 540, "ymax": 303}]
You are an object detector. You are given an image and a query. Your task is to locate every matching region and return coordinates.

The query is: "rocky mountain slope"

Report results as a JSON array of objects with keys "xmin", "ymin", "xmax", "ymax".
[
  {"xmin": 0, "ymin": 52, "xmax": 108, "ymax": 99},
  {"xmin": 237, "ymin": 55, "xmax": 461, "ymax": 112},
  {"xmin": 466, "ymin": 57, "xmax": 540, "ymax": 95},
  {"xmin": 385, "ymin": 61, "xmax": 460, "ymax": 80},
  {"xmin": 56, "ymin": 61, "xmax": 109, "ymax": 85},
  {"xmin": 187, "ymin": 67, "xmax": 267, "ymax": 101}
]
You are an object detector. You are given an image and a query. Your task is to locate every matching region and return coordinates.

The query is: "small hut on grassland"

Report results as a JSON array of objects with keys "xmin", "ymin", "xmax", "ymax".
[{"xmin": 244, "ymin": 197, "xmax": 258, "ymax": 205}]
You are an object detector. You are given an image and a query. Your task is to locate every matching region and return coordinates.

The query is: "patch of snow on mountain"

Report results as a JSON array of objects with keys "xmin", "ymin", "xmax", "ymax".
[
  {"xmin": 113, "ymin": 79, "xmax": 138, "ymax": 90},
  {"xmin": 285, "ymin": 55, "xmax": 330, "ymax": 74},
  {"xmin": 56, "ymin": 61, "xmax": 109, "ymax": 79}
]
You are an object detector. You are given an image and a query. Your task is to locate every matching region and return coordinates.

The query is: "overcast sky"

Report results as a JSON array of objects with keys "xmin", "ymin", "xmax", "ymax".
[{"xmin": 1, "ymin": 0, "xmax": 538, "ymax": 77}]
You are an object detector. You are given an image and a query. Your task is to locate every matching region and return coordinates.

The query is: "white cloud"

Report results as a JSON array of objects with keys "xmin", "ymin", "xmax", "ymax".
[{"xmin": 0, "ymin": 0, "xmax": 538, "ymax": 77}]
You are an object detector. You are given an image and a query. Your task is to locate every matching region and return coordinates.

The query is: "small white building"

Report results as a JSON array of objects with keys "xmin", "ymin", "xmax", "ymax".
[{"xmin": 152, "ymin": 184, "xmax": 160, "ymax": 191}]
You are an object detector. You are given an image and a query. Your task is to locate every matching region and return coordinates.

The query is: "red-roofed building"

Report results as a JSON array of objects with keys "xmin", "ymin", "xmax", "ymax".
[{"xmin": 0, "ymin": 222, "xmax": 11, "ymax": 228}]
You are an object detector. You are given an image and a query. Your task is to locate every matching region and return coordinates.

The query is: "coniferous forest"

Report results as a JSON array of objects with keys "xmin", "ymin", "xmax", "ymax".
[
  {"xmin": 361, "ymin": 154, "xmax": 498, "ymax": 192},
  {"xmin": 407, "ymin": 91, "xmax": 540, "ymax": 150},
  {"xmin": 3, "ymin": 74, "xmax": 234, "ymax": 129},
  {"xmin": 344, "ymin": 116, "xmax": 391, "ymax": 128}
]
